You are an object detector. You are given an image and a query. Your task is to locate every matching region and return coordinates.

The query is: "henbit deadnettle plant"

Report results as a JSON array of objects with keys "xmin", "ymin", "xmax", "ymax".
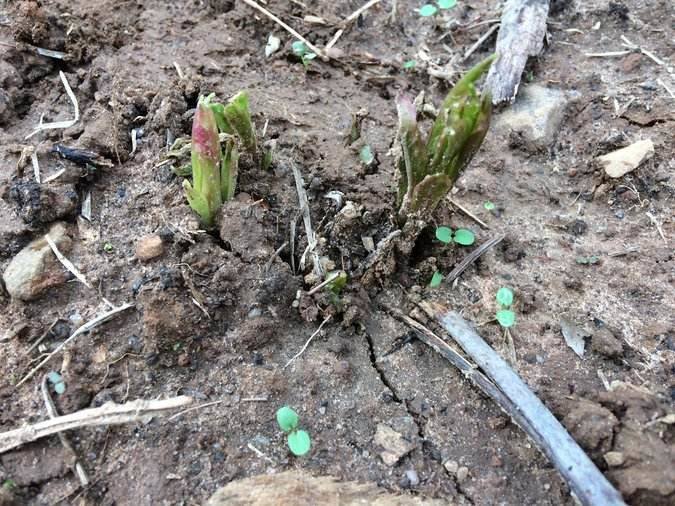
[{"xmin": 396, "ymin": 54, "xmax": 495, "ymax": 222}]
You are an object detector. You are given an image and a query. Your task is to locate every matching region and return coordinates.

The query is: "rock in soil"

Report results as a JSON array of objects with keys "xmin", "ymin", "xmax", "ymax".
[
  {"xmin": 135, "ymin": 234, "xmax": 165, "ymax": 261},
  {"xmin": 494, "ymin": 84, "xmax": 575, "ymax": 151},
  {"xmin": 374, "ymin": 421, "xmax": 419, "ymax": 466},
  {"xmin": 2, "ymin": 222, "xmax": 72, "ymax": 301},
  {"xmin": 206, "ymin": 470, "xmax": 447, "ymax": 505},
  {"xmin": 8, "ymin": 181, "xmax": 79, "ymax": 225},
  {"xmin": 591, "ymin": 327, "xmax": 624, "ymax": 358},
  {"xmin": 562, "ymin": 399, "xmax": 618, "ymax": 456},
  {"xmin": 597, "ymin": 139, "xmax": 654, "ymax": 178}
]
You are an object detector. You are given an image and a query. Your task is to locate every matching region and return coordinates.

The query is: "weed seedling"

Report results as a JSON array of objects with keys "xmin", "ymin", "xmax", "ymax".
[
  {"xmin": 276, "ymin": 406, "xmax": 311, "ymax": 456},
  {"xmin": 396, "ymin": 55, "xmax": 495, "ymax": 222},
  {"xmin": 291, "ymin": 41, "xmax": 317, "ymax": 69},
  {"xmin": 47, "ymin": 371, "xmax": 66, "ymax": 395},
  {"xmin": 419, "ymin": 0, "xmax": 457, "ymax": 17},
  {"xmin": 429, "ymin": 271, "xmax": 443, "ymax": 288},
  {"xmin": 435, "ymin": 226, "xmax": 475, "ymax": 246},
  {"xmin": 496, "ymin": 287, "xmax": 516, "ymax": 328}
]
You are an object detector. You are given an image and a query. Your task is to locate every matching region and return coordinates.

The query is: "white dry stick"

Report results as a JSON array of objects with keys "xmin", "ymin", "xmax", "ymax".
[
  {"xmin": 307, "ymin": 271, "xmax": 341, "ymax": 296},
  {"xmin": 658, "ymin": 79, "xmax": 675, "ymax": 100},
  {"xmin": 42, "ymin": 168, "xmax": 66, "ymax": 184},
  {"xmin": 290, "ymin": 162, "xmax": 324, "ymax": 279},
  {"xmin": 448, "ymin": 197, "xmax": 490, "ymax": 229},
  {"xmin": 247, "ymin": 442, "xmax": 276, "ymax": 465},
  {"xmin": 31, "ymin": 151, "xmax": 41, "ymax": 183},
  {"xmin": 81, "ymin": 191, "xmax": 92, "ymax": 220},
  {"xmin": 326, "ymin": 0, "xmax": 383, "ymax": 50},
  {"xmin": 25, "ymin": 71, "xmax": 80, "ymax": 139},
  {"xmin": 0, "ymin": 396, "xmax": 193, "ymax": 454},
  {"xmin": 463, "ymin": 23, "xmax": 500, "ymax": 61},
  {"xmin": 41, "ymin": 376, "xmax": 89, "ymax": 486},
  {"xmin": 646, "ymin": 212, "xmax": 668, "ymax": 245},
  {"xmin": 284, "ymin": 315, "xmax": 332, "ymax": 369},
  {"xmin": 241, "ymin": 0, "xmax": 327, "ymax": 61},
  {"xmin": 585, "ymin": 50, "xmax": 631, "ymax": 58},
  {"xmin": 17, "ymin": 303, "xmax": 134, "ymax": 387},
  {"xmin": 167, "ymin": 399, "xmax": 228, "ymax": 422},
  {"xmin": 45, "ymin": 234, "xmax": 92, "ymax": 289}
]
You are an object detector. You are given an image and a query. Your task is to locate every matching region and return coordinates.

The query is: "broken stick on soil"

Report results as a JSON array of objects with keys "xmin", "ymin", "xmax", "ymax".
[
  {"xmin": 284, "ymin": 315, "xmax": 332, "ymax": 369},
  {"xmin": 0, "ymin": 396, "xmax": 193, "ymax": 454},
  {"xmin": 485, "ymin": 0, "xmax": 549, "ymax": 103},
  {"xmin": 445, "ymin": 234, "xmax": 504, "ymax": 283},
  {"xmin": 421, "ymin": 303, "xmax": 626, "ymax": 506},
  {"xmin": 17, "ymin": 303, "xmax": 134, "ymax": 387},
  {"xmin": 41, "ymin": 375, "xmax": 89, "ymax": 486},
  {"xmin": 290, "ymin": 161, "xmax": 324, "ymax": 279}
]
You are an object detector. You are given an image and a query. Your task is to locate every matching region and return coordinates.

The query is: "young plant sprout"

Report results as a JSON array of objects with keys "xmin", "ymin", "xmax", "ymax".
[
  {"xmin": 496, "ymin": 287, "xmax": 516, "ymax": 328},
  {"xmin": 419, "ymin": 0, "xmax": 457, "ymax": 17},
  {"xmin": 291, "ymin": 41, "xmax": 317, "ymax": 69},
  {"xmin": 396, "ymin": 55, "xmax": 495, "ymax": 222},
  {"xmin": 183, "ymin": 92, "xmax": 258, "ymax": 226},
  {"xmin": 435, "ymin": 226, "xmax": 475, "ymax": 246},
  {"xmin": 276, "ymin": 406, "xmax": 311, "ymax": 456},
  {"xmin": 483, "ymin": 201, "xmax": 495, "ymax": 211},
  {"xmin": 429, "ymin": 271, "xmax": 443, "ymax": 288}
]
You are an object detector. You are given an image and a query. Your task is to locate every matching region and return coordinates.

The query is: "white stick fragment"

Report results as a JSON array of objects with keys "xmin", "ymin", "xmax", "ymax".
[
  {"xmin": 241, "ymin": 0, "xmax": 327, "ymax": 61},
  {"xmin": 584, "ymin": 50, "xmax": 631, "ymax": 58},
  {"xmin": 284, "ymin": 315, "xmax": 332, "ymax": 369},
  {"xmin": 31, "ymin": 151, "xmax": 41, "ymax": 183},
  {"xmin": 17, "ymin": 303, "xmax": 134, "ymax": 387},
  {"xmin": 42, "ymin": 168, "xmax": 66, "ymax": 184},
  {"xmin": 25, "ymin": 71, "xmax": 80, "ymax": 139},
  {"xmin": 0, "ymin": 396, "xmax": 193, "ymax": 454},
  {"xmin": 290, "ymin": 162, "xmax": 324, "ymax": 279},
  {"xmin": 81, "ymin": 191, "xmax": 92, "ymax": 220},
  {"xmin": 41, "ymin": 376, "xmax": 89, "ymax": 486},
  {"xmin": 45, "ymin": 233, "xmax": 92, "ymax": 289},
  {"xmin": 429, "ymin": 307, "xmax": 626, "ymax": 506},
  {"xmin": 463, "ymin": 23, "xmax": 500, "ymax": 61}
]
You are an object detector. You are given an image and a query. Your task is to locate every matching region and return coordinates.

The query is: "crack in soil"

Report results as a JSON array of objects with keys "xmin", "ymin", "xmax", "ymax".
[{"xmin": 364, "ymin": 328, "xmax": 473, "ymax": 502}]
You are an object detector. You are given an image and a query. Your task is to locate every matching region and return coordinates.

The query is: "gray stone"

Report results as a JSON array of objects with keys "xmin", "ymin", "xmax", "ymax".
[
  {"xmin": 373, "ymin": 423, "xmax": 418, "ymax": 466},
  {"xmin": 494, "ymin": 84, "xmax": 576, "ymax": 151},
  {"xmin": 2, "ymin": 222, "xmax": 72, "ymax": 301},
  {"xmin": 592, "ymin": 327, "xmax": 624, "ymax": 358}
]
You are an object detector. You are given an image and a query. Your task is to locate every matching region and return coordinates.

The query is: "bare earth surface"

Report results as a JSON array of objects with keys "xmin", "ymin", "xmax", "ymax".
[{"xmin": 0, "ymin": 0, "xmax": 673, "ymax": 505}]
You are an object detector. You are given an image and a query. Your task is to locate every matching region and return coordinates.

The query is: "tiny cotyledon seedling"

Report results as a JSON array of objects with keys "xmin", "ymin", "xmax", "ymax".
[{"xmin": 276, "ymin": 406, "xmax": 311, "ymax": 456}]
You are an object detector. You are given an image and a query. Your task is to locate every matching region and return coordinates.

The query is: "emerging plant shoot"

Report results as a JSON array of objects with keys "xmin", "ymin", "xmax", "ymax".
[{"xmin": 397, "ymin": 55, "xmax": 495, "ymax": 221}]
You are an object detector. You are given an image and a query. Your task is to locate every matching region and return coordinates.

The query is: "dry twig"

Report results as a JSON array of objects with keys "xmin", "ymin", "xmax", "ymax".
[
  {"xmin": 445, "ymin": 234, "xmax": 504, "ymax": 284},
  {"xmin": 45, "ymin": 233, "xmax": 92, "ymax": 289},
  {"xmin": 284, "ymin": 315, "xmax": 332, "ymax": 368},
  {"xmin": 25, "ymin": 71, "xmax": 80, "ymax": 139},
  {"xmin": 17, "ymin": 303, "xmax": 134, "ymax": 387},
  {"xmin": 241, "ymin": 0, "xmax": 327, "ymax": 60},
  {"xmin": 0, "ymin": 396, "xmax": 193, "ymax": 454}
]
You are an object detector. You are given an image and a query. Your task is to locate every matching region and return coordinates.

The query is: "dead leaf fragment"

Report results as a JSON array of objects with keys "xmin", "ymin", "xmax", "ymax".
[
  {"xmin": 560, "ymin": 317, "xmax": 586, "ymax": 358},
  {"xmin": 597, "ymin": 139, "xmax": 654, "ymax": 178}
]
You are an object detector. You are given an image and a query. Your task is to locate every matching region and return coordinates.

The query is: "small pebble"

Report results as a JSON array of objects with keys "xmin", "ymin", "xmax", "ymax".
[
  {"xmin": 135, "ymin": 234, "xmax": 164, "ymax": 261},
  {"xmin": 604, "ymin": 451, "xmax": 625, "ymax": 467},
  {"xmin": 444, "ymin": 460, "xmax": 459, "ymax": 474},
  {"xmin": 405, "ymin": 469, "xmax": 419, "ymax": 487},
  {"xmin": 456, "ymin": 466, "xmax": 469, "ymax": 483}
]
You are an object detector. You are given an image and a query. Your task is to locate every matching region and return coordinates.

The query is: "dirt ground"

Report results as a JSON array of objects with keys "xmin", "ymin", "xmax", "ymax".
[{"xmin": 0, "ymin": 0, "xmax": 673, "ymax": 504}]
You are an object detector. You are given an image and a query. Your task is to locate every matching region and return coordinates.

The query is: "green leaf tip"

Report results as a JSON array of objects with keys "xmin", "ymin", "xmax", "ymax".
[
  {"xmin": 288, "ymin": 429, "xmax": 311, "ymax": 456},
  {"xmin": 496, "ymin": 309, "xmax": 516, "ymax": 328},
  {"xmin": 435, "ymin": 226, "xmax": 453, "ymax": 244},
  {"xmin": 276, "ymin": 406, "xmax": 299, "ymax": 432},
  {"xmin": 452, "ymin": 228, "xmax": 475, "ymax": 246},
  {"xmin": 430, "ymin": 271, "xmax": 443, "ymax": 288},
  {"xmin": 496, "ymin": 287, "xmax": 514, "ymax": 308}
]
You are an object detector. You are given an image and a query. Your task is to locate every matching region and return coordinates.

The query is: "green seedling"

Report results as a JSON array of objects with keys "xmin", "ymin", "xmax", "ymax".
[
  {"xmin": 483, "ymin": 201, "xmax": 495, "ymax": 211},
  {"xmin": 2, "ymin": 479, "xmax": 16, "ymax": 491},
  {"xmin": 47, "ymin": 371, "xmax": 66, "ymax": 395},
  {"xmin": 291, "ymin": 41, "xmax": 317, "ymax": 69},
  {"xmin": 429, "ymin": 271, "xmax": 443, "ymax": 288},
  {"xmin": 403, "ymin": 60, "xmax": 417, "ymax": 70},
  {"xmin": 183, "ymin": 92, "xmax": 262, "ymax": 226},
  {"xmin": 435, "ymin": 226, "xmax": 475, "ymax": 246},
  {"xmin": 276, "ymin": 406, "xmax": 311, "ymax": 456},
  {"xmin": 396, "ymin": 55, "xmax": 495, "ymax": 222},
  {"xmin": 576, "ymin": 255, "xmax": 600, "ymax": 265},
  {"xmin": 360, "ymin": 145, "xmax": 375, "ymax": 166},
  {"xmin": 495, "ymin": 287, "xmax": 516, "ymax": 328},
  {"xmin": 419, "ymin": 0, "xmax": 457, "ymax": 17}
]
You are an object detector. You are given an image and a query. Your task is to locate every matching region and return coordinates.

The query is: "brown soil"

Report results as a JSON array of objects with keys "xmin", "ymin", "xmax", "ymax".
[{"xmin": 1, "ymin": 0, "xmax": 673, "ymax": 505}]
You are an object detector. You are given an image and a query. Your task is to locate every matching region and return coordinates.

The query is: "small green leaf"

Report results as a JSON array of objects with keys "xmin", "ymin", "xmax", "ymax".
[
  {"xmin": 453, "ymin": 228, "xmax": 475, "ymax": 246},
  {"xmin": 496, "ymin": 287, "xmax": 514, "ymax": 307},
  {"xmin": 288, "ymin": 429, "xmax": 311, "ymax": 456},
  {"xmin": 496, "ymin": 309, "xmax": 516, "ymax": 328},
  {"xmin": 54, "ymin": 382, "xmax": 66, "ymax": 395},
  {"xmin": 291, "ymin": 40, "xmax": 308, "ymax": 57},
  {"xmin": 437, "ymin": 0, "xmax": 457, "ymax": 9},
  {"xmin": 359, "ymin": 145, "xmax": 375, "ymax": 165},
  {"xmin": 435, "ymin": 226, "xmax": 453, "ymax": 244},
  {"xmin": 403, "ymin": 60, "xmax": 417, "ymax": 69},
  {"xmin": 2, "ymin": 479, "xmax": 16, "ymax": 491},
  {"xmin": 419, "ymin": 4, "xmax": 438, "ymax": 16},
  {"xmin": 483, "ymin": 201, "xmax": 495, "ymax": 211},
  {"xmin": 276, "ymin": 406, "xmax": 299, "ymax": 432},
  {"xmin": 429, "ymin": 271, "xmax": 443, "ymax": 288}
]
